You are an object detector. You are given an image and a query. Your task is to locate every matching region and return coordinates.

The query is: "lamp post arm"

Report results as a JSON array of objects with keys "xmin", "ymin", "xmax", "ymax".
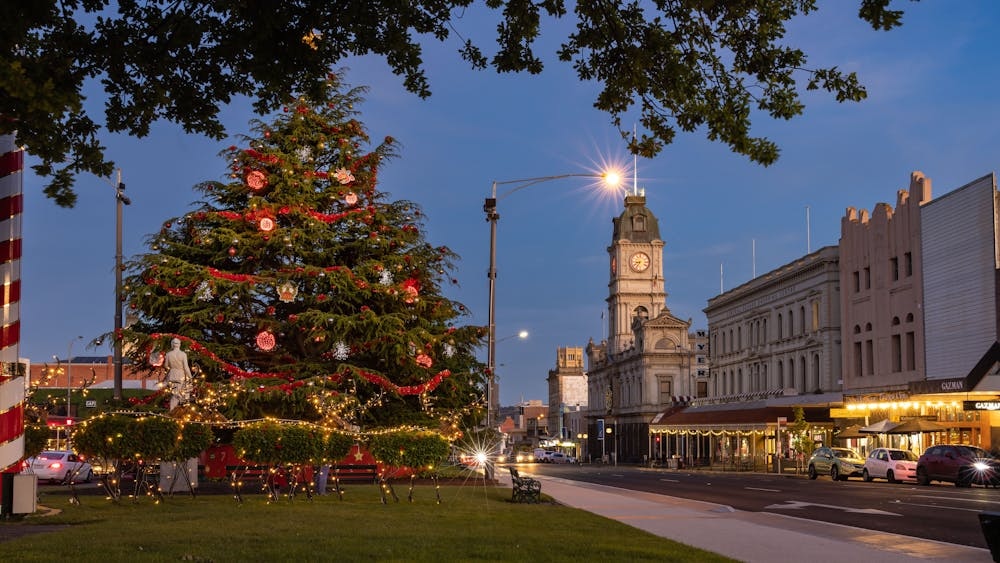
[{"xmin": 492, "ymin": 173, "xmax": 601, "ymax": 202}]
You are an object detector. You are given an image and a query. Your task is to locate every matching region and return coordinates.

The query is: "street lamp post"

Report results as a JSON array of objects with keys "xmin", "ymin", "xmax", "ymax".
[
  {"xmin": 113, "ymin": 170, "xmax": 130, "ymax": 402},
  {"xmin": 484, "ymin": 172, "xmax": 620, "ymax": 431}
]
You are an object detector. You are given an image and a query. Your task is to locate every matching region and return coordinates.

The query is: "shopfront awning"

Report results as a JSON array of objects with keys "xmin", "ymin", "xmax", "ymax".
[{"xmin": 649, "ymin": 404, "xmax": 832, "ymax": 433}]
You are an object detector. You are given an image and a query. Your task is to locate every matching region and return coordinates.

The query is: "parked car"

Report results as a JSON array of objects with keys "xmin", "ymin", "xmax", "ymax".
[
  {"xmin": 807, "ymin": 446, "xmax": 865, "ymax": 481},
  {"xmin": 547, "ymin": 452, "xmax": 576, "ymax": 464},
  {"xmin": 916, "ymin": 444, "xmax": 1000, "ymax": 487},
  {"xmin": 863, "ymin": 448, "xmax": 918, "ymax": 483},
  {"xmin": 534, "ymin": 450, "xmax": 554, "ymax": 463},
  {"xmin": 21, "ymin": 450, "xmax": 94, "ymax": 484}
]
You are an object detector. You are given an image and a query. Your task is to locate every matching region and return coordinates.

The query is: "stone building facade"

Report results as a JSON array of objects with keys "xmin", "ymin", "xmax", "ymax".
[
  {"xmin": 840, "ymin": 171, "xmax": 930, "ymax": 393},
  {"xmin": 585, "ymin": 189, "xmax": 701, "ymax": 463},
  {"xmin": 704, "ymin": 245, "xmax": 843, "ymax": 402}
]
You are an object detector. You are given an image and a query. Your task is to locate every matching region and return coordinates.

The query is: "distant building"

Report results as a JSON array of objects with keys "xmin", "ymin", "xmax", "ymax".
[{"xmin": 547, "ymin": 346, "xmax": 587, "ymax": 438}]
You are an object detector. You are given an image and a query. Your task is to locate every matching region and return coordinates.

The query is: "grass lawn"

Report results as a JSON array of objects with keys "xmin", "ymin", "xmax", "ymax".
[{"xmin": 0, "ymin": 480, "xmax": 735, "ymax": 562}]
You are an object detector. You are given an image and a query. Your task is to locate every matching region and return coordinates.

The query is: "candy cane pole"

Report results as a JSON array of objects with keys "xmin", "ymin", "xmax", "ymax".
[{"xmin": 0, "ymin": 133, "xmax": 25, "ymax": 476}]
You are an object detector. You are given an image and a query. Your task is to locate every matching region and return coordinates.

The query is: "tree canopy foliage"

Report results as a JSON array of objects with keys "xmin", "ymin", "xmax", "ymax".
[{"xmin": 2, "ymin": 0, "xmax": 912, "ymax": 206}]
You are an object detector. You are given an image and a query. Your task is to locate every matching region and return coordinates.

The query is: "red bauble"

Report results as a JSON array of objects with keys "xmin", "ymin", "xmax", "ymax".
[
  {"xmin": 256, "ymin": 331, "xmax": 276, "ymax": 351},
  {"xmin": 228, "ymin": 247, "xmax": 237, "ymax": 256}
]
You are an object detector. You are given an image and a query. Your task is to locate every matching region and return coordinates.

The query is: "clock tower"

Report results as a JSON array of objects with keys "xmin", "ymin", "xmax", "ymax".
[{"xmin": 607, "ymin": 189, "xmax": 666, "ymax": 354}]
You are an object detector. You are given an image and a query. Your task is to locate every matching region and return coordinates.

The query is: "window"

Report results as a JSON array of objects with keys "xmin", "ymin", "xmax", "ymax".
[
  {"xmin": 854, "ymin": 341, "xmax": 863, "ymax": 378},
  {"xmin": 788, "ymin": 309, "xmax": 794, "ymax": 335},
  {"xmin": 853, "ymin": 271, "xmax": 860, "ymax": 292},
  {"xmin": 864, "ymin": 267, "xmax": 871, "ymax": 289},
  {"xmin": 811, "ymin": 301, "xmax": 819, "ymax": 331},
  {"xmin": 906, "ymin": 331, "xmax": 915, "ymax": 371},
  {"xmin": 891, "ymin": 334, "xmax": 901, "ymax": 372},
  {"xmin": 632, "ymin": 214, "xmax": 646, "ymax": 232},
  {"xmin": 891, "ymin": 257, "xmax": 899, "ymax": 281},
  {"xmin": 905, "ymin": 252, "xmax": 913, "ymax": 276},
  {"xmin": 800, "ymin": 306, "xmax": 805, "ymax": 334},
  {"xmin": 865, "ymin": 339, "xmax": 874, "ymax": 375},
  {"xmin": 777, "ymin": 361, "xmax": 784, "ymax": 388},
  {"xmin": 777, "ymin": 313, "xmax": 783, "ymax": 338},
  {"xmin": 659, "ymin": 379, "xmax": 672, "ymax": 404}
]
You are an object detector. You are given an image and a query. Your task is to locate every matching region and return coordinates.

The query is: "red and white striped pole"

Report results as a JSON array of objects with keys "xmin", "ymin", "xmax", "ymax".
[{"xmin": 0, "ymin": 133, "xmax": 25, "ymax": 476}]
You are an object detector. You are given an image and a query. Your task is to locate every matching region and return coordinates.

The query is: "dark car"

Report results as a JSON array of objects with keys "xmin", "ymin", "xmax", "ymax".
[{"xmin": 916, "ymin": 444, "xmax": 1000, "ymax": 487}]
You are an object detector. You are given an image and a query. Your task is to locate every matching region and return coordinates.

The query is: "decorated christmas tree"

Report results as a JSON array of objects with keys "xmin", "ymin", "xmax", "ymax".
[{"xmin": 120, "ymin": 73, "xmax": 485, "ymax": 437}]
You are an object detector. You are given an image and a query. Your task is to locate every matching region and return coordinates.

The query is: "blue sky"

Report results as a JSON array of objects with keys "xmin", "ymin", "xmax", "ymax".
[{"xmin": 19, "ymin": 2, "xmax": 1000, "ymax": 405}]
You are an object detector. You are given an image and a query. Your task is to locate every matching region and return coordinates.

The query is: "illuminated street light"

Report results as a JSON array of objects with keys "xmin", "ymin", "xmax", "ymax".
[{"xmin": 484, "ymin": 172, "xmax": 621, "ymax": 432}]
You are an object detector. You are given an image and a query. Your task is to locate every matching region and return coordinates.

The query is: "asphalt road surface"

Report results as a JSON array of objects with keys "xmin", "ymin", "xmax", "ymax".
[{"xmin": 518, "ymin": 462, "xmax": 1000, "ymax": 549}]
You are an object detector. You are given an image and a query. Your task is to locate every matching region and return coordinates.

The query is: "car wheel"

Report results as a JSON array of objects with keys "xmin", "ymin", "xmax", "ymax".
[
  {"xmin": 84, "ymin": 469, "xmax": 93, "ymax": 483},
  {"xmin": 916, "ymin": 466, "xmax": 930, "ymax": 486},
  {"xmin": 863, "ymin": 468, "xmax": 872, "ymax": 482},
  {"xmin": 831, "ymin": 465, "xmax": 840, "ymax": 481},
  {"xmin": 886, "ymin": 470, "xmax": 896, "ymax": 484},
  {"xmin": 956, "ymin": 468, "xmax": 973, "ymax": 488},
  {"xmin": 808, "ymin": 465, "xmax": 818, "ymax": 480}
]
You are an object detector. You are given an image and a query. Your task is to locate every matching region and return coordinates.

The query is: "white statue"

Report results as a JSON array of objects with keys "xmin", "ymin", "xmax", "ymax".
[{"xmin": 164, "ymin": 338, "xmax": 193, "ymax": 409}]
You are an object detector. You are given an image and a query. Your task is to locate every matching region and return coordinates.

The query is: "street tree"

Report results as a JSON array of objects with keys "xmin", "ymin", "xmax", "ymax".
[{"xmin": 3, "ymin": 0, "xmax": 914, "ymax": 206}]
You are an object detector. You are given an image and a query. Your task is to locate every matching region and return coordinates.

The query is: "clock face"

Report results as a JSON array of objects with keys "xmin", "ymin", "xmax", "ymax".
[{"xmin": 630, "ymin": 252, "xmax": 650, "ymax": 272}]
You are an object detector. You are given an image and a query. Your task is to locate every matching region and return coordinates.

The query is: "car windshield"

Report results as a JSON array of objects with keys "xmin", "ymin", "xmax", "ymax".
[
  {"xmin": 38, "ymin": 452, "xmax": 66, "ymax": 461},
  {"xmin": 832, "ymin": 449, "xmax": 859, "ymax": 459},
  {"xmin": 889, "ymin": 450, "xmax": 918, "ymax": 461}
]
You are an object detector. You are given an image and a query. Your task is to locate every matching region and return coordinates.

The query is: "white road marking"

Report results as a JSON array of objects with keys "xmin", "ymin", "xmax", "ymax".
[
  {"xmin": 745, "ymin": 487, "xmax": 781, "ymax": 492},
  {"xmin": 764, "ymin": 499, "xmax": 901, "ymax": 516}
]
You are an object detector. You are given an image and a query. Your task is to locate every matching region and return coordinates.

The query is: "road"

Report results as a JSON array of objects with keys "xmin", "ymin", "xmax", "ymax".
[{"xmin": 518, "ymin": 462, "xmax": 1000, "ymax": 549}]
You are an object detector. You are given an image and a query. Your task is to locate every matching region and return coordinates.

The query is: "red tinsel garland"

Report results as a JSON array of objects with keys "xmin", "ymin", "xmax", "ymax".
[{"xmin": 145, "ymin": 333, "xmax": 453, "ymax": 396}]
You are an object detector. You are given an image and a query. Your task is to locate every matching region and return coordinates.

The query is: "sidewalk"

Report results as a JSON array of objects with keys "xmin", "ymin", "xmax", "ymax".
[{"xmin": 507, "ymin": 472, "xmax": 993, "ymax": 563}]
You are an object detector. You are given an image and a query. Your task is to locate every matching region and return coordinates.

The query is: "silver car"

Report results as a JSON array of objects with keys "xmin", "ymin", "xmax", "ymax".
[{"xmin": 807, "ymin": 446, "xmax": 865, "ymax": 481}]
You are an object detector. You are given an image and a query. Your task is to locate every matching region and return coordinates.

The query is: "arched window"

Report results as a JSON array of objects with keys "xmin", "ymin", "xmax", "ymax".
[
  {"xmin": 777, "ymin": 313, "xmax": 783, "ymax": 338},
  {"xmin": 777, "ymin": 361, "xmax": 784, "ymax": 388},
  {"xmin": 906, "ymin": 312, "xmax": 914, "ymax": 323},
  {"xmin": 799, "ymin": 306, "xmax": 805, "ymax": 334},
  {"xmin": 788, "ymin": 309, "xmax": 794, "ymax": 335}
]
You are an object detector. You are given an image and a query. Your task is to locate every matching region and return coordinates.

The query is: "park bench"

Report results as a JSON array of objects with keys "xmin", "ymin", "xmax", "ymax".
[{"xmin": 507, "ymin": 467, "xmax": 541, "ymax": 503}]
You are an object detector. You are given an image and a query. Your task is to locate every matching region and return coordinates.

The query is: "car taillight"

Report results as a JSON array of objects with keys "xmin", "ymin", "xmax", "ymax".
[{"xmin": 49, "ymin": 462, "xmax": 62, "ymax": 470}]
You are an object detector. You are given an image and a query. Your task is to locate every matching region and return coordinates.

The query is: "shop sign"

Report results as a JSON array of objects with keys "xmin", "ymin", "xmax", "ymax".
[
  {"xmin": 909, "ymin": 377, "xmax": 967, "ymax": 395},
  {"xmin": 964, "ymin": 400, "xmax": 1000, "ymax": 411},
  {"xmin": 844, "ymin": 390, "xmax": 909, "ymax": 404}
]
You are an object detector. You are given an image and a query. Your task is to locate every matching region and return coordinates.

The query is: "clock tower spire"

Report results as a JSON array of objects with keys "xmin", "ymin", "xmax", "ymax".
[{"xmin": 606, "ymin": 188, "xmax": 666, "ymax": 354}]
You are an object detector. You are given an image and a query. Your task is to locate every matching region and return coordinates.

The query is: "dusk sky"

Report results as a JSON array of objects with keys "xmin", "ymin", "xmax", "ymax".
[{"xmin": 19, "ymin": 2, "xmax": 1000, "ymax": 406}]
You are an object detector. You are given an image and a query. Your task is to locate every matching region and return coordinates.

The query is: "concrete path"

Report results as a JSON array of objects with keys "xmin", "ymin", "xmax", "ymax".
[{"xmin": 510, "ymin": 472, "xmax": 993, "ymax": 563}]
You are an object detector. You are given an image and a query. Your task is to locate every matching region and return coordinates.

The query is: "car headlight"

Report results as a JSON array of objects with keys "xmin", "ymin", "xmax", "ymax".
[{"xmin": 973, "ymin": 461, "xmax": 991, "ymax": 472}]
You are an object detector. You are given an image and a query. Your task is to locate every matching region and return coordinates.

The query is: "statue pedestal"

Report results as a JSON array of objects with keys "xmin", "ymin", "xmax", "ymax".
[{"xmin": 159, "ymin": 459, "xmax": 198, "ymax": 493}]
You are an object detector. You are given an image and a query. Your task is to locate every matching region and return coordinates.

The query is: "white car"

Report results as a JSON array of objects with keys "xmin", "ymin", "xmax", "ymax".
[
  {"xmin": 863, "ymin": 447, "xmax": 918, "ymax": 483},
  {"xmin": 22, "ymin": 450, "xmax": 94, "ymax": 484},
  {"xmin": 547, "ymin": 452, "xmax": 577, "ymax": 464}
]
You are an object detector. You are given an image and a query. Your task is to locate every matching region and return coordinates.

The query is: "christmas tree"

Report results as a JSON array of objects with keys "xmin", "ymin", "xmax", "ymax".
[{"xmin": 120, "ymin": 73, "xmax": 485, "ymax": 436}]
